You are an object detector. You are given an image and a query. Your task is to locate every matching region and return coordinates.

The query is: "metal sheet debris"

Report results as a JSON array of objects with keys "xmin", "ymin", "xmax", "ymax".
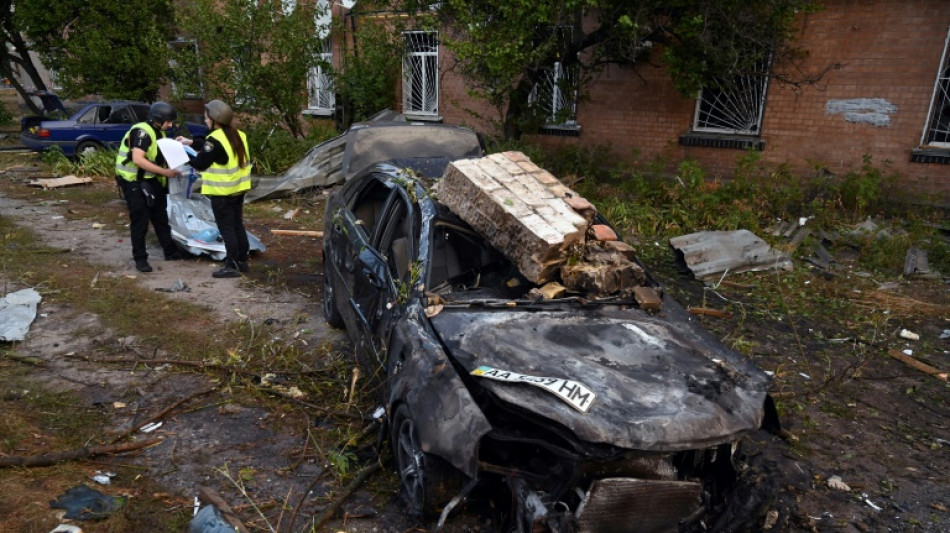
[
  {"xmin": 166, "ymin": 178, "xmax": 265, "ymax": 260},
  {"xmin": 244, "ymin": 111, "xmax": 482, "ymax": 202},
  {"xmin": 0, "ymin": 288, "xmax": 42, "ymax": 342},
  {"xmin": 669, "ymin": 230, "xmax": 793, "ymax": 281}
]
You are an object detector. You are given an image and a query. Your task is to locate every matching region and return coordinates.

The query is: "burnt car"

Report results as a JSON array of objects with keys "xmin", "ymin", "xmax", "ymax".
[
  {"xmin": 322, "ymin": 157, "xmax": 776, "ymax": 531},
  {"xmin": 20, "ymin": 96, "xmax": 208, "ymax": 158}
]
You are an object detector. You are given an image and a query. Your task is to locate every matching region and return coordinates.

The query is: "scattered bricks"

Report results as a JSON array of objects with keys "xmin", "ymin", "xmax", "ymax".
[
  {"xmin": 560, "ymin": 242, "xmax": 646, "ymax": 295},
  {"xmin": 562, "ymin": 262, "xmax": 644, "ymax": 295},
  {"xmin": 590, "ymin": 224, "xmax": 618, "ymax": 242},
  {"xmin": 438, "ymin": 152, "xmax": 594, "ymax": 283},
  {"xmin": 633, "ymin": 286, "xmax": 663, "ymax": 310},
  {"xmin": 604, "ymin": 241, "xmax": 637, "ymax": 261}
]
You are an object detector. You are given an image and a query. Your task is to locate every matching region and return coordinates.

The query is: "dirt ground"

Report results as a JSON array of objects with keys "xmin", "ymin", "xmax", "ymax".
[{"xmin": 0, "ymin": 145, "xmax": 949, "ymax": 533}]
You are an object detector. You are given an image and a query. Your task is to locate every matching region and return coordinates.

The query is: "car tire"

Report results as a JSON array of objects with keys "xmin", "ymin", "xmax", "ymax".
[
  {"xmin": 391, "ymin": 404, "xmax": 463, "ymax": 519},
  {"xmin": 75, "ymin": 140, "xmax": 101, "ymax": 158},
  {"xmin": 322, "ymin": 264, "xmax": 345, "ymax": 329}
]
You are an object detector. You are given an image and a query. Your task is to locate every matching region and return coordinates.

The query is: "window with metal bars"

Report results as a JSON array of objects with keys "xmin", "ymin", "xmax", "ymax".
[
  {"xmin": 693, "ymin": 70, "xmax": 770, "ymax": 136},
  {"xmin": 922, "ymin": 27, "xmax": 950, "ymax": 148},
  {"xmin": 308, "ymin": 38, "xmax": 335, "ymax": 113},
  {"xmin": 402, "ymin": 31, "xmax": 439, "ymax": 117},
  {"xmin": 529, "ymin": 61, "xmax": 579, "ymax": 130}
]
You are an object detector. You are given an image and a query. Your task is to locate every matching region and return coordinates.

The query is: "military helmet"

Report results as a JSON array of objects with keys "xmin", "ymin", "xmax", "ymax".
[
  {"xmin": 148, "ymin": 101, "xmax": 177, "ymax": 124},
  {"xmin": 204, "ymin": 99, "xmax": 233, "ymax": 127}
]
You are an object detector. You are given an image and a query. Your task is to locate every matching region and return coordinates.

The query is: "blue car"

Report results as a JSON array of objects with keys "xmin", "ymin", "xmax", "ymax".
[{"xmin": 20, "ymin": 97, "xmax": 208, "ymax": 158}]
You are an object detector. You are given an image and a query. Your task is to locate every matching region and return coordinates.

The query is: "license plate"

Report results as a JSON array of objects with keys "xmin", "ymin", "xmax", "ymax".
[{"xmin": 471, "ymin": 365, "xmax": 596, "ymax": 413}]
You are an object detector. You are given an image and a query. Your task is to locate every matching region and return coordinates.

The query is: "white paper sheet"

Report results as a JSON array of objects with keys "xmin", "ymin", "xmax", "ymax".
[{"xmin": 157, "ymin": 138, "xmax": 191, "ymax": 170}]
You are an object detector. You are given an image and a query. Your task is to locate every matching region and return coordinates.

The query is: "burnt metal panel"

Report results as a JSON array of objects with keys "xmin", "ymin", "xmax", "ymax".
[
  {"xmin": 430, "ymin": 297, "xmax": 769, "ymax": 451},
  {"xmin": 576, "ymin": 478, "xmax": 702, "ymax": 533}
]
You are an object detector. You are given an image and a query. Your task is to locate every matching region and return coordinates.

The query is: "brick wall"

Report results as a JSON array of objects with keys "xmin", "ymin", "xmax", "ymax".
[{"xmin": 434, "ymin": 0, "xmax": 950, "ymax": 203}]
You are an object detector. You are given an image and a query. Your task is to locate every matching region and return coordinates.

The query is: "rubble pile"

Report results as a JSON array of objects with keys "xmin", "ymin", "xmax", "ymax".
[{"xmin": 437, "ymin": 151, "xmax": 647, "ymax": 296}]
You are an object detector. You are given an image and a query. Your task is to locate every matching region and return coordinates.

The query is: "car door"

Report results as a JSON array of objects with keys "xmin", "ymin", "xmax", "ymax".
[
  {"xmin": 325, "ymin": 175, "xmax": 398, "ymax": 370},
  {"xmin": 99, "ymin": 104, "xmax": 137, "ymax": 148}
]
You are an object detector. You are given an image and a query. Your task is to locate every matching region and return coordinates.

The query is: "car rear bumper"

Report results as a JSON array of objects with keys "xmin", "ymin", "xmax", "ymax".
[{"xmin": 20, "ymin": 135, "xmax": 75, "ymax": 155}]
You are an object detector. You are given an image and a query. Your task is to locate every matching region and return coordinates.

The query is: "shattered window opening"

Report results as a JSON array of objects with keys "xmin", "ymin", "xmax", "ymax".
[
  {"xmin": 402, "ymin": 31, "xmax": 439, "ymax": 118},
  {"xmin": 308, "ymin": 37, "xmax": 335, "ymax": 113},
  {"xmin": 693, "ymin": 61, "xmax": 771, "ymax": 135},
  {"xmin": 922, "ymin": 26, "xmax": 950, "ymax": 147},
  {"xmin": 528, "ymin": 26, "xmax": 579, "ymax": 130}
]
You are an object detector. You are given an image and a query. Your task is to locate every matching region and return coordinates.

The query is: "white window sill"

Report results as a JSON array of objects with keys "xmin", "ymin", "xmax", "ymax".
[{"xmin": 303, "ymin": 108, "xmax": 335, "ymax": 117}]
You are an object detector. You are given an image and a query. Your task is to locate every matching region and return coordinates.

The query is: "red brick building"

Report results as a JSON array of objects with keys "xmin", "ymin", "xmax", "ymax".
[{"xmin": 355, "ymin": 0, "xmax": 950, "ymax": 204}]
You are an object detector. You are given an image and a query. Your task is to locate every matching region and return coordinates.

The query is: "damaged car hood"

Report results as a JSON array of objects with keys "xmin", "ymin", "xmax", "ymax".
[{"xmin": 430, "ymin": 302, "xmax": 769, "ymax": 452}]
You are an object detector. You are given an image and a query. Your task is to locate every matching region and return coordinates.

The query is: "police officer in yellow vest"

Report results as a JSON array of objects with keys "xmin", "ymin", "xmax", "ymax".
[
  {"xmin": 115, "ymin": 102, "xmax": 187, "ymax": 273},
  {"xmin": 178, "ymin": 99, "xmax": 252, "ymax": 278}
]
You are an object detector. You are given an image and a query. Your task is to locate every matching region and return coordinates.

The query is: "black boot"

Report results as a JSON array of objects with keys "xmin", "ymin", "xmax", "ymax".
[
  {"xmin": 135, "ymin": 259, "xmax": 153, "ymax": 273},
  {"xmin": 212, "ymin": 266, "xmax": 240, "ymax": 278}
]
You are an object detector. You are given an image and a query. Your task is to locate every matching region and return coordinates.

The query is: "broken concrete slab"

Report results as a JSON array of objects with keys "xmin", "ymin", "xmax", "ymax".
[{"xmin": 669, "ymin": 230, "xmax": 793, "ymax": 281}]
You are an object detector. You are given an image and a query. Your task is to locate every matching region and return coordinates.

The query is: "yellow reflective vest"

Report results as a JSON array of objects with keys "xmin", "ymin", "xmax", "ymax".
[
  {"xmin": 115, "ymin": 122, "xmax": 167, "ymax": 186},
  {"xmin": 200, "ymin": 129, "xmax": 252, "ymax": 196}
]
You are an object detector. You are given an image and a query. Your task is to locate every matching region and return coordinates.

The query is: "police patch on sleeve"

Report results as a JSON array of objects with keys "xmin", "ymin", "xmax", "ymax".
[
  {"xmin": 203, "ymin": 142, "xmax": 214, "ymax": 153},
  {"xmin": 135, "ymin": 129, "xmax": 149, "ymax": 142}
]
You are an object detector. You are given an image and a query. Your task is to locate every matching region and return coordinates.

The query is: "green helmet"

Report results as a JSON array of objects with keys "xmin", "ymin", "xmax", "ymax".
[{"xmin": 204, "ymin": 99, "xmax": 233, "ymax": 127}]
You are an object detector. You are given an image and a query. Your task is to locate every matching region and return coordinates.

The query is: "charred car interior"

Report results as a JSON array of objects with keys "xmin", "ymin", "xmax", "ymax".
[{"xmin": 322, "ymin": 149, "xmax": 777, "ymax": 532}]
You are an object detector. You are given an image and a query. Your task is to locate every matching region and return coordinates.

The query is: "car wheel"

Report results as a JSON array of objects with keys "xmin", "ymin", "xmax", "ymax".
[
  {"xmin": 322, "ymin": 264, "xmax": 345, "ymax": 328},
  {"xmin": 76, "ymin": 141, "xmax": 101, "ymax": 158},
  {"xmin": 391, "ymin": 404, "xmax": 463, "ymax": 518}
]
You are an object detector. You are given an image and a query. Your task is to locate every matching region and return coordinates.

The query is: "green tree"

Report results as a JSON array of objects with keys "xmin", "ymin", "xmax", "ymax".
[
  {"xmin": 398, "ymin": 0, "xmax": 821, "ymax": 140},
  {"xmin": 0, "ymin": 0, "xmax": 49, "ymax": 115},
  {"xmin": 174, "ymin": 0, "xmax": 329, "ymax": 137},
  {"xmin": 332, "ymin": 16, "xmax": 403, "ymax": 128},
  {"xmin": 14, "ymin": 0, "xmax": 174, "ymax": 102}
]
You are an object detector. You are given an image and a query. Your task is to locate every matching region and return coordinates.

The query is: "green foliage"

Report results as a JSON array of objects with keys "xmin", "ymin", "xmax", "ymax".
[
  {"xmin": 15, "ymin": 0, "xmax": 174, "ymax": 101},
  {"xmin": 0, "ymin": 102, "xmax": 13, "ymax": 125},
  {"xmin": 836, "ymin": 154, "xmax": 897, "ymax": 219},
  {"xmin": 406, "ymin": 0, "xmax": 820, "ymax": 139},
  {"xmin": 174, "ymin": 1, "xmax": 329, "ymax": 137},
  {"xmin": 333, "ymin": 18, "xmax": 403, "ymax": 127},
  {"xmin": 327, "ymin": 449, "xmax": 358, "ymax": 477},
  {"xmin": 42, "ymin": 145, "xmax": 117, "ymax": 178},
  {"xmin": 245, "ymin": 121, "xmax": 339, "ymax": 176}
]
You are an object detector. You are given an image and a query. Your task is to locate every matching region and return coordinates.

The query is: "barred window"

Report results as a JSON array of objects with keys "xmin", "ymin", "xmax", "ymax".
[
  {"xmin": 693, "ymin": 67, "xmax": 770, "ymax": 135},
  {"xmin": 922, "ymin": 27, "xmax": 950, "ymax": 147},
  {"xmin": 308, "ymin": 38, "xmax": 335, "ymax": 113},
  {"xmin": 403, "ymin": 31, "xmax": 439, "ymax": 117},
  {"xmin": 529, "ymin": 61, "xmax": 578, "ymax": 129}
]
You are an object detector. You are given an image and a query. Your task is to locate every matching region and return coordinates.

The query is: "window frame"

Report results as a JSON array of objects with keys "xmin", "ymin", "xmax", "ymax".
[
  {"xmin": 528, "ymin": 26, "xmax": 580, "ymax": 133},
  {"xmin": 402, "ymin": 30, "xmax": 440, "ymax": 120},
  {"xmin": 692, "ymin": 72, "xmax": 771, "ymax": 136},
  {"xmin": 920, "ymin": 26, "xmax": 950, "ymax": 148},
  {"xmin": 306, "ymin": 37, "xmax": 335, "ymax": 115}
]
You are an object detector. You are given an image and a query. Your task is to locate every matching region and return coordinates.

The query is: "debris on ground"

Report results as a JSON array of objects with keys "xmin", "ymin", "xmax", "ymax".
[
  {"xmin": 245, "ymin": 111, "xmax": 482, "ymax": 202},
  {"xmin": 0, "ymin": 287, "xmax": 42, "ymax": 342},
  {"xmin": 905, "ymin": 246, "xmax": 939, "ymax": 278},
  {"xmin": 28, "ymin": 175, "xmax": 93, "ymax": 189},
  {"xmin": 887, "ymin": 349, "xmax": 948, "ymax": 381},
  {"xmin": 49, "ymin": 485, "xmax": 124, "ymax": 520},
  {"xmin": 827, "ymin": 475, "xmax": 851, "ymax": 491},
  {"xmin": 189, "ymin": 505, "xmax": 237, "ymax": 533},
  {"xmin": 669, "ymin": 229, "xmax": 793, "ymax": 281},
  {"xmin": 194, "ymin": 486, "xmax": 249, "ymax": 533},
  {"xmin": 155, "ymin": 278, "xmax": 190, "ymax": 293}
]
